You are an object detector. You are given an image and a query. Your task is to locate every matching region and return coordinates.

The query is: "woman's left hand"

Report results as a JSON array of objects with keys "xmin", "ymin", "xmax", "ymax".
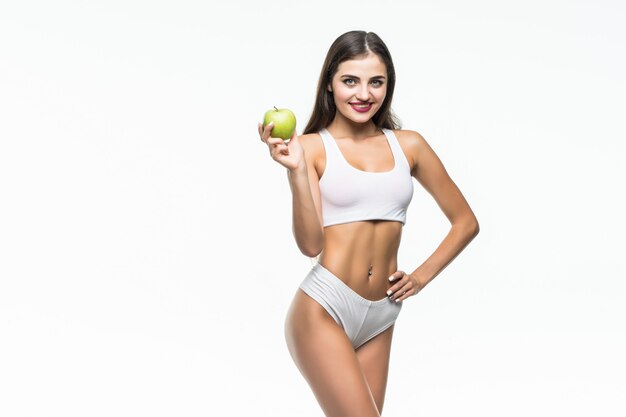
[{"xmin": 387, "ymin": 271, "xmax": 423, "ymax": 303}]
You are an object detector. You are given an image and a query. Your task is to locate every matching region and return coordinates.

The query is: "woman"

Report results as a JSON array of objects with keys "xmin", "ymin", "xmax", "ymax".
[{"xmin": 258, "ymin": 30, "xmax": 479, "ymax": 417}]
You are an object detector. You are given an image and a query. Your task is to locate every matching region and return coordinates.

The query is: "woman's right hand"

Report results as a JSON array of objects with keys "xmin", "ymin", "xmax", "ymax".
[{"xmin": 258, "ymin": 122, "xmax": 305, "ymax": 172}]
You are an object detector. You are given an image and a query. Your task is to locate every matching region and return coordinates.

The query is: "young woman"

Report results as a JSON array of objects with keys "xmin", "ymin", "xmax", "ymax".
[{"xmin": 258, "ymin": 30, "xmax": 479, "ymax": 417}]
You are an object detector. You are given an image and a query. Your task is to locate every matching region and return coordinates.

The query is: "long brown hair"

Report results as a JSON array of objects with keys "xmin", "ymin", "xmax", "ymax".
[{"xmin": 303, "ymin": 31, "xmax": 401, "ymax": 134}]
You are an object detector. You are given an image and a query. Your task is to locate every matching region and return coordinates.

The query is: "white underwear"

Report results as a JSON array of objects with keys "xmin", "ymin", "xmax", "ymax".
[{"xmin": 298, "ymin": 262, "xmax": 403, "ymax": 350}]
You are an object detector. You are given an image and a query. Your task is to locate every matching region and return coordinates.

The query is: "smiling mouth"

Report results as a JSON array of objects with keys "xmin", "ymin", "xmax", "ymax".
[{"xmin": 350, "ymin": 102, "xmax": 373, "ymax": 112}]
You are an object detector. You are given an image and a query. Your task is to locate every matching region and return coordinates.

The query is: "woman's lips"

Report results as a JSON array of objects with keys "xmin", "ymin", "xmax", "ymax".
[{"xmin": 350, "ymin": 102, "xmax": 373, "ymax": 113}]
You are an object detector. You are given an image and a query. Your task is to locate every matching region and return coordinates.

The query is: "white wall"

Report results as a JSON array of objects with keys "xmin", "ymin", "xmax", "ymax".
[{"xmin": 1, "ymin": 0, "xmax": 624, "ymax": 416}]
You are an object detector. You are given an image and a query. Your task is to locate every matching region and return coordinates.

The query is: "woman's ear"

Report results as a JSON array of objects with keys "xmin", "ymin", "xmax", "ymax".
[{"xmin": 327, "ymin": 84, "xmax": 333, "ymax": 92}]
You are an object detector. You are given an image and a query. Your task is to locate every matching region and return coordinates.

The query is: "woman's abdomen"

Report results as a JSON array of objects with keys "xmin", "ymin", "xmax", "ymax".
[{"xmin": 318, "ymin": 220, "xmax": 403, "ymax": 301}]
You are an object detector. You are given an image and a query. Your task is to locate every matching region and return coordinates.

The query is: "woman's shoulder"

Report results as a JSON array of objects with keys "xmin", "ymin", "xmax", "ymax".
[
  {"xmin": 390, "ymin": 129, "xmax": 428, "ymax": 151},
  {"xmin": 298, "ymin": 131, "xmax": 322, "ymax": 140},
  {"xmin": 389, "ymin": 129, "xmax": 430, "ymax": 173},
  {"xmin": 298, "ymin": 132, "xmax": 324, "ymax": 150},
  {"xmin": 298, "ymin": 132, "xmax": 325, "ymax": 167},
  {"xmin": 298, "ymin": 132, "xmax": 324, "ymax": 149},
  {"xmin": 390, "ymin": 128, "xmax": 425, "ymax": 141}
]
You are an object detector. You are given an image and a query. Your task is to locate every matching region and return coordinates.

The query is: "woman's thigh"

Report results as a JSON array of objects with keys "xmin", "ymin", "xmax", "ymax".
[
  {"xmin": 284, "ymin": 289, "xmax": 381, "ymax": 417},
  {"xmin": 355, "ymin": 325, "xmax": 395, "ymax": 414}
]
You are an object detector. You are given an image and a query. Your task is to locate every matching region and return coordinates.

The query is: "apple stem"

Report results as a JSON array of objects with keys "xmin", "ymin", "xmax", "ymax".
[{"xmin": 274, "ymin": 106, "xmax": 278, "ymax": 111}]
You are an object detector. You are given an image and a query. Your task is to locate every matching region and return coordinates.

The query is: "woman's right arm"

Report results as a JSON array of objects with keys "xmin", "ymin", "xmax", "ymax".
[
  {"xmin": 287, "ymin": 146, "xmax": 325, "ymax": 257},
  {"xmin": 258, "ymin": 123, "xmax": 325, "ymax": 257}
]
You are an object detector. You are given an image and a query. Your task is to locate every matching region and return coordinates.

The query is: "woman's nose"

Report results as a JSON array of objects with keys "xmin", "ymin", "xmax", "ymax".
[{"xmin": 355, "ymin": 84, "xmax": 370, "ymax": 101}]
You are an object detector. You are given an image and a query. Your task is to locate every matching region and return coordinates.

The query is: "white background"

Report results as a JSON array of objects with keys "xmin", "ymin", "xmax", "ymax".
[{"xmin": 1, "ymin": 1, "xmax": 625, "ymax": 416}]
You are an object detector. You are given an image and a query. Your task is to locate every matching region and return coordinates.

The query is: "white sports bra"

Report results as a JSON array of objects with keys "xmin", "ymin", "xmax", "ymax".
[{"xmin": 318, "ymin": 128, "xmax": 414, "ymax": 227}]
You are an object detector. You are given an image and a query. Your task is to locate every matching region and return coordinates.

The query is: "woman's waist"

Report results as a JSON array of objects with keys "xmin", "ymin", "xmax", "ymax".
[
  {"xmin": 315, "ymin": 255, "xmax": 398, "ymax": 301},
  {"xmin": 317, "ymin": 220, "xmax": 402, "ymax": 295}
]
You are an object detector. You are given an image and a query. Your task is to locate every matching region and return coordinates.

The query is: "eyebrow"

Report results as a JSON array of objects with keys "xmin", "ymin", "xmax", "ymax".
[{"xmin": 340, "ymin": 74, "xmax": 386, "ymax": 80}]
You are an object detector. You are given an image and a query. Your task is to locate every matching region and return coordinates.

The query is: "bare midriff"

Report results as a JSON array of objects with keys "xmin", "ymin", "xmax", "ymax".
[{"xmin": 318, "ymin": 220, "xmax": 403, "ymax": 302}]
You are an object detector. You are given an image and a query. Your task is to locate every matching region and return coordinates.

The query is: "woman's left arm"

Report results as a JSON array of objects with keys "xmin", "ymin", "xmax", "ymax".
[{"xmin": 389, "ymin": 130, "xmax": 480, "ymax": 301}]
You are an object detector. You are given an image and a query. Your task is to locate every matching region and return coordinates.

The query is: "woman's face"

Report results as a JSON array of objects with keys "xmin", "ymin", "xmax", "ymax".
[{"xmin": 328, "ymin": 53, "xmax": 388, "ymax": 125}]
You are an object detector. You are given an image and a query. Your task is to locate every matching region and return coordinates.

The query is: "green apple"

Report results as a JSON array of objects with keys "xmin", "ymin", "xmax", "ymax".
[{"xmin": 263, "ymin": 106, "xmax": 296, "ymax": 140}]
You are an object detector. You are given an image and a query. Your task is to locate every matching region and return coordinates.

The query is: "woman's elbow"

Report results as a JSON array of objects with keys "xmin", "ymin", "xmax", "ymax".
[
  {"xmin": 473, "ymin": 220, "xmax": 480, "ymax": 236},
  {"xmin": 301, "ymin": 247, "xmax": 323, "ymax": 258},
  {"xmin": 301, "ymin": 239, "xmax": 324, "ymax": 257},
  {"xmin": 454, "ymin": 214, "xmax": 479, "ymax": 237},
  {"xmin": 298, "ymin": 233, "xmax": 325, "ymax": 257},
  {"xmin": 469, "ymin": 218, "xmax": 480, "ymax": 237}
]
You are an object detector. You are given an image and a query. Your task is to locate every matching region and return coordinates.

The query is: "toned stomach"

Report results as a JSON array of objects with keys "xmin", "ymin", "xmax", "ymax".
[{"xmin": 318, "ymin": 220, "xmax": 403, "ymax": 302}]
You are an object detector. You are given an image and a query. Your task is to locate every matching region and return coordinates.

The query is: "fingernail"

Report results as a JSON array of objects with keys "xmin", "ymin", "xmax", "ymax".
[
  {"xmin": 386, "ymin": 290, "xmax": 391, "ymax": 295},
  {"xmin": 395, "ymin": 299, "xmax": 400, "ymax": 303},
  {"xmin": 388, "ymin": 276, "xmax": 394, "ymax": 281}
]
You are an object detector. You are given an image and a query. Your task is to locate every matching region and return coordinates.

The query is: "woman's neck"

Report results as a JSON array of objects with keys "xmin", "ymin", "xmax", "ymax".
[{"xmin": 326, "ymin": 117, "xmax": 380, "ymax": 140}]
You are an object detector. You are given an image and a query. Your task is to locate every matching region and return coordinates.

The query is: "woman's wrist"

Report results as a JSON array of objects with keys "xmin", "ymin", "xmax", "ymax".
[
  {"xmin": 287, "ymin": 161, "xmax": 307, "ymax": 176},
  {"xmin": 409, "ymin": 270, "xmax": 429, "ymax": 292}
]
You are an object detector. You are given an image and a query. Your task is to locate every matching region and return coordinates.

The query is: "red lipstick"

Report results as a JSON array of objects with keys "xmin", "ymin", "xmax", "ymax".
[{"xmin": 350, "ymin": 102, "xmax": 373, "ymax": 113}]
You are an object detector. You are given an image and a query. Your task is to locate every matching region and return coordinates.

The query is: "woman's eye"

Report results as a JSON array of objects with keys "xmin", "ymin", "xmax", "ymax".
[
  {"xmin": 371, "ymin": 80, "xmax": 384, "ymax": 87},
  {"xmin": 343, "ymin": 79, "xmax": 356, "ymax": 85}
]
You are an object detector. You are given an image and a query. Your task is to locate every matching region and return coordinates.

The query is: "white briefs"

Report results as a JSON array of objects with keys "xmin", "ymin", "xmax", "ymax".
[{"xmin": 298, "ymin": 262, "xmax": 403, "ymax": 350}]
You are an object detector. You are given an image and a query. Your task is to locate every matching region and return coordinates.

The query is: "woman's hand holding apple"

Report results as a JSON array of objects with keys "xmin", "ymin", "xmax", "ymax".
[{"xmin": 258, "ymin": 122, "xmax": 304, "ymax": 172}]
